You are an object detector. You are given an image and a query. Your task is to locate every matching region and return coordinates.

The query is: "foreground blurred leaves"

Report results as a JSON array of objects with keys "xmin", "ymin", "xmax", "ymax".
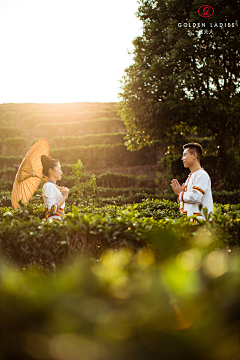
[
  {"xmin": 0, "ymin": 199, "xmax": 239, "ymax": 359},
  {"xmin": 0, "ymin": 235, "xmax": 239, "ymax": 360}
]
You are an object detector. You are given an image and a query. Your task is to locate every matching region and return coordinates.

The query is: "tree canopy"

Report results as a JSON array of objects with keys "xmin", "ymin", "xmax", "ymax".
[{"xmin": 118, "ymin": 0, "xmax": 240, "ymax": 157}]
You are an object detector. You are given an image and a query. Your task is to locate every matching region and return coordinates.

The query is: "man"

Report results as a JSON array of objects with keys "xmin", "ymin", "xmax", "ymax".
[{"xmin": 171, "ymin": 143, "xmax": 213, "ymax": 221}]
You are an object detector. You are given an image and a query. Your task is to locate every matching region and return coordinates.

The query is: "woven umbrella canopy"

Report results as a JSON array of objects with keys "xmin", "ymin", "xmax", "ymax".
[{"xmin": 11, "ymin": 138, "xmax": 50, "ymax": 209}]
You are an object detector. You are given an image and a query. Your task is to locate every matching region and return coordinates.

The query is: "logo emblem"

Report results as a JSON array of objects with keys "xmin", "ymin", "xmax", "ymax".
[{"xmin": 198, "ymin": 5, "xmax": 214, "ymax": 17}]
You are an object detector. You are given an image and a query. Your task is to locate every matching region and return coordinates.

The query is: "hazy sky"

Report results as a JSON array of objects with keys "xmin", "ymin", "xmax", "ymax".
[{"xmin": 0, "ymin": 0, "xmax": 142, "ymax": 103}]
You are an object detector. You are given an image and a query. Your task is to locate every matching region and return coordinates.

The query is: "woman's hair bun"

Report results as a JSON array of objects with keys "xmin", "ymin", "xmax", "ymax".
[
  {"xmin": 41, "ymin": 155, "xmax": 59, "ymax": 177},
  {"xmin": 41, "ymin": 155, "xmax": 52, "ymax": 166}
]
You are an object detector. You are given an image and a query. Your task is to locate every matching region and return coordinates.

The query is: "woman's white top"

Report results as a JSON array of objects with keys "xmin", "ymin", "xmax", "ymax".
[
  {"xmin": 42, "ymin": 180, "xmax": 65, "ymax": 220},
  {"xmin": 178, "ymin": 168, "xmax": 213, "ymax": 221}
]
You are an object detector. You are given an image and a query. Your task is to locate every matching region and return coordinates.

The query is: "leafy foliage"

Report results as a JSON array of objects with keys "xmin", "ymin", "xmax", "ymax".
[
  {"xmin": 0, "ymin": 203, "xmax": 240, "ymax": 359},
  {"xmin": 0, "ymin": 126, "xmax": 21, "ymax": 138},
  {"xmin": 0, "ymin": 155, "xmax": 23, "ymax": 170},
  {"xmin": 51, "ymin": 132, "xmax": 126, "ymax": 148},
  {"xmin": 0, "ymin": 137, "xmax": 27, "ymax": 155},
  {"xmin": 118, "ymin": 0, "xmax": 240, "ymax": 187},
  {"xmin": 0, "ymin": 199, "xmax": 240, "ymax": 271},
  {"xmin": 71, "ymin": 160, "xmax": 97, "ymax": 206},
  {"xmin": 36, "ymin": 119, "xmax": 125, "ymax": 138},
  {"xmin": 50, "ymin": 143, "xmax": 158, "ymax": 169}
]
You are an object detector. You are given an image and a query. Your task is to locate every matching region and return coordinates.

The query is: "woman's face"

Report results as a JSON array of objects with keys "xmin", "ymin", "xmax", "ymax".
[{"xmin": 49, "ymin": 162, "xmax": 63, "ymax": 181}]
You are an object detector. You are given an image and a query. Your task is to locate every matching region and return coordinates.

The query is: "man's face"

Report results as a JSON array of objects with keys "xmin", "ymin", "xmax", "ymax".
[{"xmin": 181, "ymin": 148, "xmax": 195, "ymax": 168}]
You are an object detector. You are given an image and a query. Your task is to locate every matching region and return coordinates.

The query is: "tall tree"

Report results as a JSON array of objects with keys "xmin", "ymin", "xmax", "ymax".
[{"xmin": 118, "ymin": 0, "xmax": 240, "ymax": 176}]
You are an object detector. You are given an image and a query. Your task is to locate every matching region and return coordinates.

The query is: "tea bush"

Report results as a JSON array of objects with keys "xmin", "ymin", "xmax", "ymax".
[
  {"xmin": 51, "ymin": 132, "xmax": 126, "ymax": 148},
  {"xmin": 0, "ymin": 168, "xmax": 17, "ymax": 182},
  {"xmin": 0, "ymin": 126, "xmax": 21, "ymax": 138},
  {"xmin": 0, "ymin": 200, "xmax": 240, "ymax": 270},
  {"xmin": 96, "ymin": 172, "xmax": 146, "ymax": 188},
  {"xmin": 36, "ymin": 119, "xmax": 126, "ymax": 138},
  {"xmin": 0, "ymin": 155, "xmax": 23, "ymax": 170},
  {"xmin": 50, "ymin": 144, "xmax": 157, "ymax": 169},
  {"xmin": 20, "ymin": 112, "xmax": 119, "ymax": 126},
  {"xmin": 0, "ymin": 137, "xmax": 27, "ymax": 155}
]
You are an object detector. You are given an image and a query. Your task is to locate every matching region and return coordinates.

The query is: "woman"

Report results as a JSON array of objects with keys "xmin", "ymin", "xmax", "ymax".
[{"xmin": 41, "ymin": 155, "xmax": 69, "ymax": 221}]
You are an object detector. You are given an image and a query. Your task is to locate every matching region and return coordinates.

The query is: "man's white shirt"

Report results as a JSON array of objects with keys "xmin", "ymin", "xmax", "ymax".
[{"xmin": 178, "ymin": 168, "xmax": 213, "ymax": 220}]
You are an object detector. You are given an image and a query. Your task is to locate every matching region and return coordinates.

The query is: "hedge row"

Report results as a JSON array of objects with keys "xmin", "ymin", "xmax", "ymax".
[
  {"xmin": 70, "ymin": 199, "xmax": 240, "ymax": 224},
  {"xmin": 0, "ymin": 205, "xmax": 158, "ymax": 268},
  {"xmin": 212, "ymin": 190, "xmax": 240, "ymax": 205},
  {"xmin": 51, "ymin": 144, "xmax": 158, "ymax": 169},
  {"xmin": 0, "ymin": 138, "xmax": 27, "ymax": 156},
  {"xmin": 19, "ymin": 111, "xmax": 119, "ymax": 126},
  {"xmin": 96, "ymin": 172, "xmax": 148, "ymax": 188},
  {"xmin": 0, "ymin": 127, "xmax": 21, "ymax": 139},
  {"xmin": 0, "ymin": 168, "xmax": 17, "ymax": 182},
  {"xmin": 51, "ymin": 132, "xmax": 126, "ymax": 148},
  {"xmin": 0, "ymin": 103, "xmax": 117, "ymax": 119},
  {"xmin": 0, "ymin": 186, "xmax": 174, "ymax": 208},
  {"xmin": 2, "ymin": 169, "xmax": 240, "ymax": 205},
  {"xmin": 0, "ymin": 156, "xmax": 23, "ymax": 170},
  {"xmin": 92, "ymin": 192, "xmax": 170, "ymax": 206},
  {"xmin": 0, "ymin": 169, "xmax": 149, "ymax": 191},
  {"xmin": 58, "ymin": 174, "xmax": 148, "ymax": 189},
  {"xmin": 0, "ymin": 201, "xmax": 239, "ymax": 269},
  {"xmin": 36, "ymin": 119, "xmax": 126, "ymax": 138}
]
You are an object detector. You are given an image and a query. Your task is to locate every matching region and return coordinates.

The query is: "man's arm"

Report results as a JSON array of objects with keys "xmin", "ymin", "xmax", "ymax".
[{"xmin": 178, "ymin": 172, "xmax": 208, "ymax": 204}]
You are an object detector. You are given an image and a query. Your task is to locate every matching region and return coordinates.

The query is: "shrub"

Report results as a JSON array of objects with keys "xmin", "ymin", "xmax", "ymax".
[
  {"xmin": 36, "ymin": 119, "xmax": 126, "ymax": 138},
  {"xmin": 0, "ymin": 168, "xmax": 17, "ymax": 182},
  {"xmin": 0, "ymin": 202, "xmax": 240, "ymax": 271},
  {"xmin": 0, "ymin": 138, "xmax": 27, "ymax": 155},
  {"xmin": 71, "ymin": 160, "xmax": 97, "ymax": 205},
  {"xmin": 51, "ymin": 132, "xmax": 126, "ymax": 148},
  {"xmin": 51, "ymin": 144, "xmax": 158, "ymax": 169},
  {"xmin": 0, "ymin": 156, "xmax": 23, "ymax": 170},
  {"xmin": 96, "ymin": 172, "xmax": 138, "ymax": 188},
  {"xmin": 0, "ymin": 127, "xmax": 21, "ymax": 138}
]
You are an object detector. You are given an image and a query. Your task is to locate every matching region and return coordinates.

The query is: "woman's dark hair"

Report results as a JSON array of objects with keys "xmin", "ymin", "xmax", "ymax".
[{"xmin": 41, "ymin": 155, "xmax": 59, "ymax": 177}]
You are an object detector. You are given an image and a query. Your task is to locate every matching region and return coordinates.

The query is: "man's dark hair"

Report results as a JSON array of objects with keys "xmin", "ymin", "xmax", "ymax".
[{"xmin": 183, "ymin": 143, "xmax": 203, "ymax": 161}]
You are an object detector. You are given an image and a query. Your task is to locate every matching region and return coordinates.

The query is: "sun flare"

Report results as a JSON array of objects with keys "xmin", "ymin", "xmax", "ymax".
[{"xmin": 0, "ymin": 0, "xmax": 142, "ymax": 103}]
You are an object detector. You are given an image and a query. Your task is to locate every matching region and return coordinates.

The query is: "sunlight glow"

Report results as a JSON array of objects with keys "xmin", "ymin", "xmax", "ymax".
[{"xmin": 0, "ymin": 0, "xmax": 142, "ymax": 103}]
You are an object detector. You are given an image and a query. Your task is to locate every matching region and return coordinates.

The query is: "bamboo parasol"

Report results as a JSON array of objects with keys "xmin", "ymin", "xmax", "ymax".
[{"xmin": 11, "ymin": 138, "xmax": 50, "ymax": 209}]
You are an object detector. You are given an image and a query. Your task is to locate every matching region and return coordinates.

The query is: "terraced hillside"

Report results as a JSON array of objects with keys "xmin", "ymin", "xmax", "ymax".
[{"xmin": 0, "ymin": 103, "xmax": 162, "ymax": 193}]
